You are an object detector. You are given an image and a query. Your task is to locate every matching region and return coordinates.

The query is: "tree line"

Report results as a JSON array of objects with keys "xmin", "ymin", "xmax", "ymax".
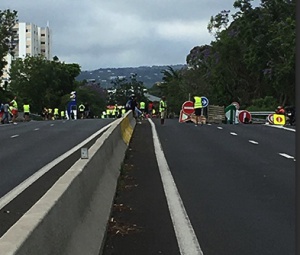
[
  {"xmin": 0, "ymin": 0, "xmax": 295, "ymax": 117},
  {"xmin": 150, "ymin": 0, "xmax": 295, "ymax": 114}
]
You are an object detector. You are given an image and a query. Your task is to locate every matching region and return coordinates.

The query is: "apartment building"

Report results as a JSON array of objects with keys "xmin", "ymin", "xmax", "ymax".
[{"xmin": 1, "ymin": 22, "xmax": 52, "ymax": 86}]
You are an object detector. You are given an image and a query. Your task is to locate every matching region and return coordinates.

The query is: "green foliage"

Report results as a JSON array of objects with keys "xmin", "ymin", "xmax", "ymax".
[
  {"xmin": 246, "ymin": 96, "xmax": 278, "ymax": 111},
  {"xmin": 178, "ymin": 0, "xmax": 295, "ymax": 111},
  {"xmin": 0, "ymin": 9, "xmax": 18, "ymax": 77},
  {"xmin": 9, "ymin": 55, "xmax": 81, "ymax": 113},
  {"xmin": 108, "ymin": 73, "xmax": 148, "ymax": 106}
]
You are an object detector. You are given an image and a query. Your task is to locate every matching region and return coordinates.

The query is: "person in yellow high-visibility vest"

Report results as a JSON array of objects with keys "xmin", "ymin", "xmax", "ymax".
[
  {"xmin": 60, "ymin": 110, "xmax": 65, "ymax": 119},
  {"xmin": 54, "ymin": 108, "xmax": 59, "ymax": 120},
  {"xmin": 193, "ymin": 95, "xmax": 203, "ymax": 126},
  {"xmin": 159, "ymin": 96, "xmax": 167, "ymax": 125},
  {"xmin": 23, "ymin": 101, "xmax": 30, "ymax": 122}
]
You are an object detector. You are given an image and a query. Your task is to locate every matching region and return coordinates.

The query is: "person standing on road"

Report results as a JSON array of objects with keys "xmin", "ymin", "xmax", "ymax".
[
  {"xmin": 159, "ymin": 96, "xmax": 167, "ymax": 125},
  {"xmin": 78, "ymin": 103, "xmax": 85, "ymax": 119},
  {"xmin": 10, "ymin": 96, "xmax": 18, "ymax": 124},
  {"xmin": 193, "ymin": 95, "xmax": 202, "ymax": 126},
  {"xmin": 23, "ymin": 100, "xmax": 30, "ymax": 122},
  {"xmin": 1, "ymin": 101, "xmax": 10, "ymax": 124}
]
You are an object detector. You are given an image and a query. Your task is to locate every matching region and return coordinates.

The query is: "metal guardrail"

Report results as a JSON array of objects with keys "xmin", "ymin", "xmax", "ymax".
[{"xmin": 249, "ymin": 111, "xmax": 274, "ymax": 116}]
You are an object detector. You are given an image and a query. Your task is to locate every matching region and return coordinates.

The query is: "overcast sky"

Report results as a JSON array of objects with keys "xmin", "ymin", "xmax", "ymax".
[{"xmin": 2, "ymin": 0, "xmax": 260, "ymax": 71}]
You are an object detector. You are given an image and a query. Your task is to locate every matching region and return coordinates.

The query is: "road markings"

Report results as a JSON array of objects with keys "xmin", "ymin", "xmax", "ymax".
[
  {"xmin": 34, "ymin": 128, "xmax": 39, "ymax": 131},
  {"xmin": 230, "ymin": 132, "xmax": 237, "ymax": 136},
  {"xmin": 217, "ymin": 127, "xmax": 223, "ymax": 129},
  {"xmin": 0, "ymin": 123, "xmax": 112, "ymax": 210},
  {"xmin": 279, "ymin": 153, "xmax": 295, "ymax": 160},
  {"xmin": 264, "ymin": 124, "xmax": 296, "ymax": 132},
  {"xmin": 149, "ymin": 119, "xmax": 203, "ymax": 255},
  {"xmin": 11, "ymin": 135, "xmax": 19, "ymax": 138},
  {"xmin": 50, "ymin": 124, "xmax": 54, "ymax": 126},
  {"xmin": 249, "ymin": 140, "xmax": 259, "ymax": 145}
]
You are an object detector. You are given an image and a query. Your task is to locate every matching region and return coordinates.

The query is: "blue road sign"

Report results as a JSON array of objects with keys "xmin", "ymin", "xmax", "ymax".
[{"xmin": 201, "ymin": 96, "xmax": 209, "ymax": 107}]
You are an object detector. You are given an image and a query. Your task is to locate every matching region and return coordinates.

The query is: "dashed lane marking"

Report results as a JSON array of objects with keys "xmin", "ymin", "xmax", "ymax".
[
  {"xmin": 279, "ymin": 153, "xmax": 295, "ymax": 161},
  {"xmin": 230, "ymin": 132, "xmax": 238, "ymax": 136},
  {"xmin": 217, "ymin": 127, "xmax": 223, "ymax": 129},
  {"xmin": 249, "ymin": 140, "xmax": 259, "ymax": 144},
  {"xmin": 149, "ymin": 119, "xmax": 203, "ymax": 255},
  {"xmin": 11, "ymin": 135, "xmax": 19, "ymax": 138}
]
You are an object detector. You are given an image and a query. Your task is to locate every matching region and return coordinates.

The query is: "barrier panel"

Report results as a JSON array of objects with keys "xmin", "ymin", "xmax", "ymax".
[{"xmin": 0, "ymin": 111, "xmax": 136, "ymax": 255}]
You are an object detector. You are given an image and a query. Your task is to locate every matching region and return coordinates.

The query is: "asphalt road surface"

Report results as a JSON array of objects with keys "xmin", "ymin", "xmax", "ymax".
[
  {"xmin": 0, "ymin": 119, "xmax": 114, "ymax": 236},
  {"xmin": 102, "ymin": 118, "xmax": 295, "ymax": 255}
]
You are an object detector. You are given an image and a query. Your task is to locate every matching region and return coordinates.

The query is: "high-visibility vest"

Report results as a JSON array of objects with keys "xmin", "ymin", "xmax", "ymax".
[
  {"xmin": 11, "ymin": 100, "xmax": 18, "ymax": 109},
  {"xmin": 194, "ymin": 96, "xmax": 202, "ymax": 109},
  {"xmin": 140, "ymin": 102, "xmax": 145, "ymax": 109},
  {"xmin": 159, "ymin": 100, "xmax": 166, "ymax": 112},
  {"xmin": 79, "ymin": 104, "xmax": 85, "ymax": 111},
  {"xmin": 23, "ymin": 104, "xmax": 30, "ymax": 113},
  {"xmin": 61, "ymin": 111, "xmax": 65, "ymax": 117},
  {"xmin": 54, "ymin": 108, "xmax": 59, "ymax": 115}
]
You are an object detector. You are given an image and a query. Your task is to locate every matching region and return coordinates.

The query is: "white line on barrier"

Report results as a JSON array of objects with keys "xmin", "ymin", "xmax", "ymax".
[
  {"xmin": 0, "ymin": 123, "xmax": 112, "ymax": 210},
  {"xmin": 149, "ymin": 119, "xmax": 203, "ymax": 255}
]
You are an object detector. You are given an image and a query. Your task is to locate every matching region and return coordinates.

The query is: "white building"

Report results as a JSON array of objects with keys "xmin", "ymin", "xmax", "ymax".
[{"xmin": 1, "ymin": 22, "xmax": 52, "ymax": 87}]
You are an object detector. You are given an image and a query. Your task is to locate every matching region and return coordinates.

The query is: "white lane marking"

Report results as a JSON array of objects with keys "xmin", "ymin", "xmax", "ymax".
[
  {"xmin": 279, "ymin": 153, "xmax": 295, "ymax": 160},
  {"xmin": 217, "ymin": 127, "xmax": 223, "ymax": 129},
  {"xmin": 34, "ymin": 128, "xmax": 39, "ymax": 131},
  {"xmin": 230, "ymin": 132, "xmax": 237, "ymax": 136},
  {"xmin": 149, "ymin": 119, "xmax": 203, "ymax": 255},
  {"xmin": 264, "ymin": 124, "xmax": 296, "ymax": 132},
  {"xmin": 249, "ymin": 140, "xmax": 259, "ymax": 144},
  {"xmin": 11, "ymin": 135, "xmax": 19, "ymax": 138},
  {"xmin": 0, "ymin": 123, "xmax": 112, "ymax": 210},
  {"xmin": 50, "ymin": 124, "xmax": 54, "ymax": 126}
]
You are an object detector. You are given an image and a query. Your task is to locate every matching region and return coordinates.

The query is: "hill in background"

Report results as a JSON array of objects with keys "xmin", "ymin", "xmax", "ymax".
[{"xmin": 76, "ymin": 64, "xmax": 186, "ymax": 88}]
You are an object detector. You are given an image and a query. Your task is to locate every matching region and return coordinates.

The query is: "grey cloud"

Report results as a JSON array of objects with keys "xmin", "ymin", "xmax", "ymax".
[{"xmin": 1, "ymin": 0, "xmax": 261, "ymax": 70}]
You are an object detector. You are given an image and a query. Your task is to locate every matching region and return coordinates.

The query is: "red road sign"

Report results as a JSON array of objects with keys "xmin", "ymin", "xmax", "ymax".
[
  {"xmin": 182, "ymin": 101, "xmax": 195, "ymax": 115},
  {"xmin": 238, "ymin": 110, "xmax": 252, "ymax": 123},
  {"xmin": 231, "ymin": 101, "xmax": 240, "ymax": 110},
  {"xmin": 267, "ymin": 114, "xmax": 274, "ymax": 124}
]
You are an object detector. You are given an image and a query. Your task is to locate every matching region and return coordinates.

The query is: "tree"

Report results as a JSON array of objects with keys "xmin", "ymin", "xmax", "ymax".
[
  {"xmin": 9, "ymin": 55, "xmax": 81, "ymax": 113},
  {"xmin": 0, "ymin": 9, "xmax": 18, "ymax": 77}
]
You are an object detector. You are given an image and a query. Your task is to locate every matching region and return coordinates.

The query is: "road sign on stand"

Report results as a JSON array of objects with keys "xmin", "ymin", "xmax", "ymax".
[
  {"xmin": 273, "ymin": 114, "xmax": 285, "ymax": 125},
  {"xmin": 201, "ymin": 97, "xmax": 209, "ymax": 108},
  {"xmin": 238, "ymin": 110, "xmax": 252, "ymax": 123},
  {"xmin": 231, "ymin": 102, "xmax": 240, "ymax": 110},
  {"xmin": 267, "ymin": 114, "xmax": 274, "ymax": 124},
  {"xmin": 182, "ymin": 101, "xmax": 195, "ymax": 115},
  {"xmin": 179, "ymin": 110, "xmax": 192, "ymax": 123}
]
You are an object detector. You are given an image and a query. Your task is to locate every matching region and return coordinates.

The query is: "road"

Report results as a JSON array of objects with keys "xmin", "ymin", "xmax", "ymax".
[
  {"xmin": 0, "ymin": 119, "xmax": 114, "ymax": 236},
  {"xmin": 0, "ymin": 118, "xmax": 295, "ymax": 254},
  {"xmin": 103, "ymin": 119, "xmax": 295, "ymax": 255}
]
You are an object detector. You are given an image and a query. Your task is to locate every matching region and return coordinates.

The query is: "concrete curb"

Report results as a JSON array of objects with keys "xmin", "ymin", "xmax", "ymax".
[{"xmin": 0, "ymin": 111, "xmax": 136, "ymax": 255}]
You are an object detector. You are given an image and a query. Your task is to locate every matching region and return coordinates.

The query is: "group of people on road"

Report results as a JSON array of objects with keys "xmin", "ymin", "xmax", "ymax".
[{"xmin": 0, "ymin": 96, "xmax": 25, "ymax": 125}]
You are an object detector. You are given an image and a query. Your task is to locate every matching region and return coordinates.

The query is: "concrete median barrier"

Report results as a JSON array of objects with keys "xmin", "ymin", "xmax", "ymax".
[{"xmin": 0, "ymin": 111, "xmax": 136, "ymax": 255}]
